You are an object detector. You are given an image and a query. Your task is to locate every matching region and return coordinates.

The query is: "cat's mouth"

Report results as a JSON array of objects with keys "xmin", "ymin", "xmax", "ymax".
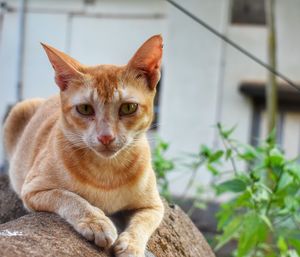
[
  {"xmin": 91, "ymin": 146, "xmax": 120, "ymax": 158},
  {"xmin": 99, "ymin": 149, "xmax": 118, "ymax": 158},
  {"xmin": 88, "ymin": 140, "xmax": 127, "ymax": 159}
]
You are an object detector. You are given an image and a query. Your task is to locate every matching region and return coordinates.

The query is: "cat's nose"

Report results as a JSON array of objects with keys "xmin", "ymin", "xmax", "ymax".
[{"xmin": 97, "ymin": 134, "xmax": 115, "ymax": 145}]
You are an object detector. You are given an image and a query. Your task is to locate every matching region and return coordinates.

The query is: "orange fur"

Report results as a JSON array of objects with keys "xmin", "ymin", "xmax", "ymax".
[{"xmin": 3, "ymin": 35, "xmax": 164, "ymax": 257}]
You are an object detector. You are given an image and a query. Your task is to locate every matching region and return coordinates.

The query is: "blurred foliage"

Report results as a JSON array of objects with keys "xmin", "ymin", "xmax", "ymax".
[
  {"xmin": 152, "ymin": 124, "xmax": 300, "ymax": 257},
  {"xmin": 152, "ymin": 138, "xmax": 175, "ymax": 201}
]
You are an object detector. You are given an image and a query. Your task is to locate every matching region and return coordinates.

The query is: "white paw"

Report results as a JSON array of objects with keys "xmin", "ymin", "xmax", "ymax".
[
  {"xmin": 75, "ymin": 210, "xmax": 117, "ymax": 249},
  {"xmin": 114, "ymin": 232, "xmax": 145, "ymax": 257}
]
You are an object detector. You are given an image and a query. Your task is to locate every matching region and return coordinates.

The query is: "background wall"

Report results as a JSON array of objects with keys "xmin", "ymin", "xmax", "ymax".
[
  {"xmin": 1, "ymin": 0, "xmax": 300, "ymax": 197},
  {"xmin": 0, "ymin": 0, "xmax": 167, "ymax": 168}
]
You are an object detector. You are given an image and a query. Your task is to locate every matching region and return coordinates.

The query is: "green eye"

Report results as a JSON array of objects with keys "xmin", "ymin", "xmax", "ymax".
[
  {"xmin": 119, "ymin": 103, "xmax": 138, "ymax": 116},
  {"xmin": 76, "ymin": 104, "xmax": 94, "ymax": 116}
]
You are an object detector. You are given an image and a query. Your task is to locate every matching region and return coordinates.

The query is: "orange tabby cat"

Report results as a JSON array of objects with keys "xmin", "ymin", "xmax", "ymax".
[{"xmin": 3, "ymin": 35, "xmax": 164, "ymax": 257}]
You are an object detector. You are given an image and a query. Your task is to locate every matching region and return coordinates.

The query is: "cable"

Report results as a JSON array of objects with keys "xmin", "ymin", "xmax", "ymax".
[{"xmin": 166, "ymin": 0, "xmax": 300, "ymax": 92}]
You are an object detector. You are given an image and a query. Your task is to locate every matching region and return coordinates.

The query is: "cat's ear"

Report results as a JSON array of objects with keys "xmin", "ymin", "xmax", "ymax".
[
  {"xmin": 128, "ymin": 35, "xmax": 163, "ymax": 90},
  {"xmin": 41, "ymin": 43, "xmax": 83, "ymax": 91}
]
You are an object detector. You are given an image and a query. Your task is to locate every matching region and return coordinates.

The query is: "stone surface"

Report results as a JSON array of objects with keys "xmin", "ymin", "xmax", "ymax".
[
  {"xmin": 0, "ymin": 174, "xmax": 215, "ymax": 257},
  {"xmin": 0, "ymin": 212, "xmax": 105, "ymax": 257},
  {"xmin": 148, "ymin": 203, "xmax": 215, "ymax": 257},
  {"xmin": 0, "ymin": 174, "xmax": 27, "ymax": 223}
]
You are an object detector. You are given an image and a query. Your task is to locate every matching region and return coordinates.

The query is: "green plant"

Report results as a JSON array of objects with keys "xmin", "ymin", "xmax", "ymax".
[
  {"xmin": 152, "ymin": 125, "xmax": 300, "ymax": 256},
  {"xmin": 152, "ymin": 138, "xmax": 175, "ymax": 201},
  {"xmin": 198, "ymin": 124, "xmax": 300, "ymax": 257}
]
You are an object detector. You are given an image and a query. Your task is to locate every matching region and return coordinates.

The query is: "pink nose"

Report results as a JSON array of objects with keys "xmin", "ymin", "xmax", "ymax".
[{"xmin": 97, "ymin": 134, "xmax": 115, "ymax": 145}]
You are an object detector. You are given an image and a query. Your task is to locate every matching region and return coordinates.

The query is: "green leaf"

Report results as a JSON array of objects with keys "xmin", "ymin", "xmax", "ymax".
[
  {"xmin": 239, "ymin": 144, "xmax": 258, "ymax": 161},
  {"xmin": 200, "ymin": 144, "xmax": 211, "ymax": 158},
  {"xmin": 284, "ymin": 196, "xmax": 299, "ymax": 212},
  {"xmin": 288, "ymin": 239, "xmax": 300, "ymax": 255},
  {"xmin": 216, "ymin": 203, "xmax": 235, "ymax": 231},
  {"xmin": 209, "ymin": 150, "xmax": 224, "ymax": 163},
  {"xmin": 152, "ymin": 137, "xmax": 175, "ymax": 201},
  {"xmin": 269, "ymin": 148, "xmax": 285, "ymax": 167},
  {"xmin": 286, "ymin": 163, "xmax": 300, "ymax": 182},
  {"xmin": 217, "ymin": 123, "xmax": 237, "ymax": 139},
  {"xmin": 277, "ymin": 173, "xmax": 293, "ymax": 193},
  {"xmin": 250, "ymin": 170, "xmax": 260, "ymax": 182},
  {"xmin": 236, "ymin": 213, "xmax": 268, "ymax": 257},
  {"xmin": 207, "ymin": 163, "xmax": 220, "ymax": 176},
  {"xmin": 277, "ymin": 236, "xmax": 288, "ymax": 253},
  {"xmin": 266, "ymin": 129, "xmax": 276, "ymax": 146},
  {"xmin": 254, "ymin": 187, "xmax": 270, "ymax": 203},
  {"xmin": 215, "ymin": 216, "xmax": 243, "ymax": 251},
  {"xmin": 260, "ymin": 214, "xmax": 273, "ymax": 230},
  {"xmin": 216, "ymin": 179, "xmax": 247, "ymax": 195}
]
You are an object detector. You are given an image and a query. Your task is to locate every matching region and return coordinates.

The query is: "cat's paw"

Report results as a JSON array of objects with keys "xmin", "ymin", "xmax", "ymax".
[
  {"xmin": 74, "ymin": 208, "xmax": 118, "ymax": 249},
  {"xmin": 114, "ymin": 232, "xmax": 145, "ymax": 257}
]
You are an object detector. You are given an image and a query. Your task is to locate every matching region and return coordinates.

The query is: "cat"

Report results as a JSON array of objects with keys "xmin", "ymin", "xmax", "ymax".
[{"xmin": 3, "ymin": 35, "xmax": 164, "ymax": 257}]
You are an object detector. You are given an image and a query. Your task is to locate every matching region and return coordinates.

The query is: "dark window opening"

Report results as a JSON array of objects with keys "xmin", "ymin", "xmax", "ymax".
[
  {"xmin": 240, "ymin": 82, "xmax": 300, "ymax": 157},
  {"xmin": 231, "ymin": 0, "xmax": 266, "ymax": 25}
]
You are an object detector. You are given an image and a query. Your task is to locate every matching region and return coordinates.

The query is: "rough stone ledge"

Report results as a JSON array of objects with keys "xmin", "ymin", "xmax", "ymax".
[
  {"xmin": 0, "ymin": 174, "xmax": 28, "ymax": 223},
  {"xmin": 0, "ymin": 174, "xmax": 215, "ymax": 257}
]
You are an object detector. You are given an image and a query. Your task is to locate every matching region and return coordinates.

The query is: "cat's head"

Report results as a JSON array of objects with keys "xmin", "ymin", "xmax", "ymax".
[{"xmin": 42, "ymin": 35, "xmax": 163, "ymax": 158}]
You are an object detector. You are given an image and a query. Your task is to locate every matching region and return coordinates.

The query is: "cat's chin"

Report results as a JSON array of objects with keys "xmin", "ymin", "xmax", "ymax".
[{"xmin": 93, "ymin": 148, "xmax": 119, "ymax": 159}]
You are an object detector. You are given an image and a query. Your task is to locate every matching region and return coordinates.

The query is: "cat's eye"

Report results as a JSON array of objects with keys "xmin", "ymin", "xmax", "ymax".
[
  {"xmin": 119, "ymin": 103, "xmax": 138, "ymax": 116},
  {"xmin": 76, "ymin": 104, "xmax": 95, "ymax": 116}
]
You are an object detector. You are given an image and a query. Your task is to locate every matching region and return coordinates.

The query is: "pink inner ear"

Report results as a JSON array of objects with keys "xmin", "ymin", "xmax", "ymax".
[
  {"xmin": 51, "ymin": 60, "xmax": 80, "ymax": 91},
  {"xmin": 52, "ymin": 62, "xmax": 80, "ymax": 91},
  {"xmin": 42, "ymin": 43, "xmax": 82, "ymax": 91},
  {"xmin": 55, "ymin": 72, "xmax": 74, "ymax": 91},
  {"xmin": 128, "ymin": 35, "xmax": 163, "ymax": 89}
]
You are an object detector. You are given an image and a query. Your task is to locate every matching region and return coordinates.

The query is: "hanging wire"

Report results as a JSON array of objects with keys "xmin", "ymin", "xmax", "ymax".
[{"xmin": 165, "ymin": 0, "xmax": 300, "ymax": 92}]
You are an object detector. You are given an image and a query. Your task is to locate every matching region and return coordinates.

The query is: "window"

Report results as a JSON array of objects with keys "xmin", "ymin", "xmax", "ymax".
[
  {"xmin": 240, "ymin": 82, "xmax": 300, "ymax": 158},
  {"xmin": 231, "ymin": 0, "xmax": 266, "ymax": 25}
]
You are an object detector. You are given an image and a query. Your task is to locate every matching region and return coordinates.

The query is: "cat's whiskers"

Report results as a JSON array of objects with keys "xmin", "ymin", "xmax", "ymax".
[
  {"xmin": 56, "ymin": 132, "xmax": 91, "ymax": 159},
  {"xmin": 121, "ymin": 139, "xmax": 148, "ymax": 164}
]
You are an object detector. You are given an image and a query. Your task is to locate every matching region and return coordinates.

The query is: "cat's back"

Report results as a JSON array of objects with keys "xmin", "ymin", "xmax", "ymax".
[{"xmin": 5, "ymin": 95, "xmax": 61, "ymax": 194}]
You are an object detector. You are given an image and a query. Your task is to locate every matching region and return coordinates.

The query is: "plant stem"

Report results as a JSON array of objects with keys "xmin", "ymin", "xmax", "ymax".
[
  {"xmin": 265, "ymin": 6, "xmax": 278, "ymax": 249},
  {"xmin": 266, "ymin": 0, "xmax": 278, "ymax": 134},
  {"xmin": 266, "ymin": 167, "xmax": 284, "ymax": 215},
  {"xmin": 220, "ymin": 137, "xmax": 238, "ymax": 175},
  {"xmin": 181, "ymin": 168, "xmax": 198, "ymax": 198}
]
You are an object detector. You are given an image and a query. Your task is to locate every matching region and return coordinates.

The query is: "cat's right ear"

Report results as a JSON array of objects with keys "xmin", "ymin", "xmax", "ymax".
[{"xmin": 41, "ymin": 43, "xmax": 83, "ymax": 91}]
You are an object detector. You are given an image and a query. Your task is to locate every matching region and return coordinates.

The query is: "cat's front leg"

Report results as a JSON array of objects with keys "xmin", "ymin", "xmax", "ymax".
[
  {"xmin": 21, "ymin": 187, "xmax": 118, "ymax": 249},
  {"xmin": 114, "ymin": 202, "xmax": 164, "ymax": 257}
]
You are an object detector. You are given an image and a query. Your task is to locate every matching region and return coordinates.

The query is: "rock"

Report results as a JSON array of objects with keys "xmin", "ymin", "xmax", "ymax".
[
  {"xmin": 0, "ymin": 174, "xmax": 27, "ymax": 223},
  {"xmin": 0, "ymin": 174, "xmax": 215, "ymax": 257},
  {"xmin": 0, "ymin": 212, "xmax": 104, "ymax": 257}
]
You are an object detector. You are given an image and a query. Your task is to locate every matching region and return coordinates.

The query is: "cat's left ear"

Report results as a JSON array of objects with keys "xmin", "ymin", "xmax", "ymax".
[
  {"xmin": 127, "ymin": 35, "xmax": 163, "ymax": 90},
  {"xmin": 41, "ymin": 43, "xmax": 83, "ymax": 91}
]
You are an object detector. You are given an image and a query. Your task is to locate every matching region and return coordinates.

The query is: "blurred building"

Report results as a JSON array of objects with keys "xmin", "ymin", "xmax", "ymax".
[{"xmin": 0, "ymin": 0, "xmax": 300, "ymax": 195}]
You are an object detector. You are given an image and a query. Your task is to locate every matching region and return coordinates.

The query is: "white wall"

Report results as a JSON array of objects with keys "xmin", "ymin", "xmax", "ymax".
[
  {"xmin": 159, "ymin": 0, "xmax": 230, "ymax": 194},
  {"xmin": 159, "ymin": 0, "xmax": 300, "ymax": 196},
  {"xmin": 0, "ymin": 12, "xmax": 19, "ymax": 166},
  {"xmin": 0, "ymin": 0, "xmax": 167, "ymax": 166},
  {"xmin": 1, "ymin": 0, "xmax": 300, "ymax": 197}
]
